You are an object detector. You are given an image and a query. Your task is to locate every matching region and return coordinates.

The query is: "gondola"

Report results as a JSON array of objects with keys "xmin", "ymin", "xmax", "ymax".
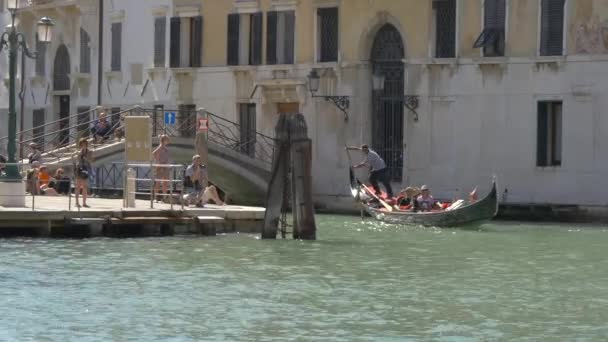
[{"xmin": 349, "ymin": 169, "xmax": 499, "ymax": 227}]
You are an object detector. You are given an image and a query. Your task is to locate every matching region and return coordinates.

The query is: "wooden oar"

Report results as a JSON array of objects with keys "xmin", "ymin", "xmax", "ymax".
[{"xmin": 361, "ymin": 183, "xmax": 394, "ymax": 212}]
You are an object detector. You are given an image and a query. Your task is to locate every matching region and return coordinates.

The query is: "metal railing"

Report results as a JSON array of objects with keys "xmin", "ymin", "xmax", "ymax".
[
  {"xmin": 124, "ymin": 163, "xmax": 186, "ymax": 210},
  {"xmin": 1, "ymin": 106, "xmax": 276, "ymax": 169},
  {"xmin": 0, "ymin": 106, "xmax": 130, "ymax": 163},
  {"xmin": 0, "ymin": 161, "xmax": 191, "ymax": 211}
]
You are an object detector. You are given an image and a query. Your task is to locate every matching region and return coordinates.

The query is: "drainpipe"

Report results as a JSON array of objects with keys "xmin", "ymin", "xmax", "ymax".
[{"xmin": 97, "ymin": 0, "xmax": 104, "ymax": 106}]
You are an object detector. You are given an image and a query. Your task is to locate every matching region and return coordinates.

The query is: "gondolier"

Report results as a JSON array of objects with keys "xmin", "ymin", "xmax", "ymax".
[{"xmin": 347, "ymin": 144, "xmax": 394, "ymax": 199}]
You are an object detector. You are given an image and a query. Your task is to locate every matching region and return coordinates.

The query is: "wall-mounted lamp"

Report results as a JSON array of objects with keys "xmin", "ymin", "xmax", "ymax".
[
  {"xmin": 307, "ymin": 70, "xmax": 350, "ymax": 122},
  {"xmin": 372, "ymin": 70, "xmax": 420, "ymax": 122}
]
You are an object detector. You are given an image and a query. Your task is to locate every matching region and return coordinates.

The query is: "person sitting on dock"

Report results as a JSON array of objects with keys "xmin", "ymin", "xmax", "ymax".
[
  {"xmin": 48, "ymin": 168, "xmax": 70, "ymax": 195},
  {"xmin": 25, "ymin": 161, "xmax": 41, "ymax": 195},
  {"xmin": 416, "ymin": 185, "xmax": 442, "ymax": 212},
  {"xmin": 27, "ymin": 143, "xmax": 42, "ymax": 165},
  {"xmin": 183, "ymin": 155, "xmax": 225, "ymax": 207}
]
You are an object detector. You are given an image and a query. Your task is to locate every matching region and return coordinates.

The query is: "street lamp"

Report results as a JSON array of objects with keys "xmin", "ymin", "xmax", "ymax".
[
  {"xmin": 0, "ymin": 2, "xmax": 54, "ymax": 181},
  {"xmin": 372, "ymin": 68, "xmax": 420, "ymax": 122},
  {"xmin": 307, "ymin": 69, "xmax": 350, "ymax": 122}
]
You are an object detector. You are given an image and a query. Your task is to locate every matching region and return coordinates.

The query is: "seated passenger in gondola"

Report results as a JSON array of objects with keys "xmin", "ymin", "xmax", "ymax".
[
  {"xmin": 416, "ymin": 185, "xmax": 442, "ymax": 212},
  {"xmin": 395, "ymin": 187, "xmax": 420, "ymax": 211}
]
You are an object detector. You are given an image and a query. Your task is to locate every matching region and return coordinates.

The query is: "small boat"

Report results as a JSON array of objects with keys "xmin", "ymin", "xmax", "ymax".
[{"xmin": 349, "ymin": 169, "xmax": 499, "ymax": 227}]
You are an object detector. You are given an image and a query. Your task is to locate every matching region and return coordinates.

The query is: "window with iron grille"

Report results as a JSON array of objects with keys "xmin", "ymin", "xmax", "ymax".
[
  {"xmin": 537, "ymin": 101, "xmax": 562, "ymax": 167},
  {"xmin": 169, "ymin": 16, "xmax": 203, "ymax": 68},
  {"xmin": 111, "ymin": 22, "xmax": 122, "ymax": 71},
  {"xmin": 540, "ymin": 0, "xmax": 565, "ymax": 56},
  {"xmin": 32, "ymin": 109, "xmax": 45, "ymax": 146},
  {"xmin": 473, "ymin": 0, "xmax": 505, "ymax": 56},
  {"xmin": 266, "ymin": 11, "xmax": 295, "ymax": 64},
  {"xmin": 35, "ymin": 34, "xmax": 46, "ymax": 76},
  {"xmin": 154, "ymin": 17, "xmax": 167, "ymax": 67},
  {"xmin": 80, "ymin": 28, "xmax": 91, "ymax": 73},
  {"xmin": 239, "ymin": 103, "xmax": 256, "ymax": 157},
  {"xmin": 433, "ymin": 0, "xmax": 456, "ymax": 58},
  {"xmin": 226, "ymin": 12, "xmax": 263, "ymax": 66},
  {"xmin": 317, "ymin": 7, "xmax": 338, "ymax": 62}
]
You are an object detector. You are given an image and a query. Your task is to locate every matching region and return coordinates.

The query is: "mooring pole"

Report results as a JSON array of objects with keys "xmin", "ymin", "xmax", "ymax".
[
  {"xmin": 289, "ymin": 114, "xmax": 316, "ymax": 240},
  {"xmin": 261, "ymin": 115, "xmax": 290, "ymax": 239},
  {"xmin": 261, "ymin": 113, "xmax": 316, "ymax": 240}
]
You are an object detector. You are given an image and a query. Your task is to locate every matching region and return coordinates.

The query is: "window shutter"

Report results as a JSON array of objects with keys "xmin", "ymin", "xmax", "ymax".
[
  {"xmin": 80, "ymin": 28, "xmax": 91, "ymax": 73},
  {"xmin": 435, "ymin": 0, "xmax": 456, "ymax": 58},
  {"xmin": 227, "ymin": 13, "xmax": 240, "ymax": 66},
  {"xmin": 537, "ymin": 103, "xmax": 548, "ymax": 167},
  {"xmin": 283, "ymin": 11, "xmax": 295, "ymax": 64},
  {"xmin": 481, "ymin": 0, "xmax": 505, "ymax": 56},
  {"xmin": 249, "ymin": 12, "xmax": 263, "ymax": 65},
  {"xmin": 35, "ymin": 34, "xmax": 46, "ymax": 76},
  {"xmin": 191, "ymin": 16, "xmax": 203, "ymax": 67},
  {"xmin": 111, "ymin": 23, "xmax": 122, "ymax": 71},
  {"xmin": 540, "ymin": 0, "xmax": 565, "ymax": 56},
  {"xmin": 318, "ymin": 7, "xmax": 339, "ymax": 62},
  {"xmin": 266, "ymin": 11, "xmax": 278, "ymax": 65},
  {"xmin": 154, "ymin": 17, "xmax": 166, "ymax": 67},
  {"xmin": 170, "ymin": 17, "xmax": 181, "ymax": 68}
]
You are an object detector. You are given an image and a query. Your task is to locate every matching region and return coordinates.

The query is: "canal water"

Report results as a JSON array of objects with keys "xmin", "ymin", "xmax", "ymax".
[{"xmin": 1, "ymin": 215, "xmax": 607, "ymax": 341}]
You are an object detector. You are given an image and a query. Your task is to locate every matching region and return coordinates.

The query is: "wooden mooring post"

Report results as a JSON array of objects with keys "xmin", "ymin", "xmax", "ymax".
[{"xmin": 262, "ymin": 113, "xmax": 316, "ymax": 240}]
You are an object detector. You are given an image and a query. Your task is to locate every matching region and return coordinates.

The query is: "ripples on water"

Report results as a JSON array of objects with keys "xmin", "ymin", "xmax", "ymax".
[{"xmin": 1, "ymin": 216, "xmax": 608, "ymax": 341}]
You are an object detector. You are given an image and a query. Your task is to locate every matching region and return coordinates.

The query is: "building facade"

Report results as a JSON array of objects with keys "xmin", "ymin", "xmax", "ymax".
[{"xmin": 2, "ymin": 0, "xmax": 608, "ymax": 211}]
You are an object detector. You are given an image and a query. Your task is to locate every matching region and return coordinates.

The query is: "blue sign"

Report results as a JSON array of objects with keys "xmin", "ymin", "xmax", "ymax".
[{"xmin": 164, "ymin": 111, "xmax": 176, "ymax": 125}]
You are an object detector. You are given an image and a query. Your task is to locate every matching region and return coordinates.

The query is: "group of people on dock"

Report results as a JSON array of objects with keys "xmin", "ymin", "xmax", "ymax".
[
  {"xmin": 22, "ymin": 140, "xmax": 91, "ymax": 207},
  {"xmin": 152, "ymin": 135, "xmax": 224, "ymax": 207},
  {"xmin": 14, "ymin": 131, "xmax": 225, "ymax": 209}
]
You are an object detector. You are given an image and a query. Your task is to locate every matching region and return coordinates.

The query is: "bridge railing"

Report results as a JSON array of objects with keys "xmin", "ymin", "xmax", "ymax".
[
  {"xmin": 0, "ymin": 107, "xmax": 130, "ymax": 163},
  {"xmin": 1, "ymin": 106, "xmax": 276, "ymax": 169},
  {"xmin": 140, "ymin": 108, "xmax": 275, "ymax": 168}
]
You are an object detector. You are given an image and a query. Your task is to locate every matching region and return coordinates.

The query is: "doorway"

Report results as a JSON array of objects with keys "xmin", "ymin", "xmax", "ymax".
[
  {"xmin": 58, "ymin": 95, "xmax": 70, "ymax": 146},
  {"xmin": 371, "ymin": 24, "xmax": 405, "ymax": 182},
  {"xmin": 239, "ymin": 103, "xmax": 257, "ymax": 157}
]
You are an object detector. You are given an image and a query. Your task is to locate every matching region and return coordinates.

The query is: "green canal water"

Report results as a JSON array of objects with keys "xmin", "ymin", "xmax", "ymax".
[{"xmin": 1, "ymin": 215, "xmax": 608, "ymax": 341}]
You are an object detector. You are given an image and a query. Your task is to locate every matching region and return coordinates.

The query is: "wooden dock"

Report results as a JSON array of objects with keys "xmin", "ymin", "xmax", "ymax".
[{"xmin": 0, "ymin": 197, "xmax": 265, "ymax": 238}]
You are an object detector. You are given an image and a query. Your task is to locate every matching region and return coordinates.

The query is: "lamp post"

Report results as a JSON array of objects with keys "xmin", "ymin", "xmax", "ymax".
[
  {"xmin": 0, "ymin": 0, "xmax": 54, "ymax": 181},
  {"xmin": 307, "ymin": 69, "xmax": 350, "ymax": 122},
  {"xmin": 372, "ymin": 69, "xmax": 420, "ymax": 122}
]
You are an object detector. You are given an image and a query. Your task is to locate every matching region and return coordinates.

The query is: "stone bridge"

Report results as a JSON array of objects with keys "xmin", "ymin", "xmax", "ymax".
[{"xmin": 0, "ymin": 107, "xmax": 274, "ymax": 206}]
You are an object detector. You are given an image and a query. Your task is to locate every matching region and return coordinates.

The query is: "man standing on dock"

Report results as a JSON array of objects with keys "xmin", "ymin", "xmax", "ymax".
[{"xmin": 348, "ymin": 144, "xmax": 394, "ymax": 199}]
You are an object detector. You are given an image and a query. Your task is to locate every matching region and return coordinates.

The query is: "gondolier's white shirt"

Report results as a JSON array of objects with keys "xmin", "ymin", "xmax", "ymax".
[{"xmin": 365, "ymin": 150, "xmax": 386, "ymax": 172}]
